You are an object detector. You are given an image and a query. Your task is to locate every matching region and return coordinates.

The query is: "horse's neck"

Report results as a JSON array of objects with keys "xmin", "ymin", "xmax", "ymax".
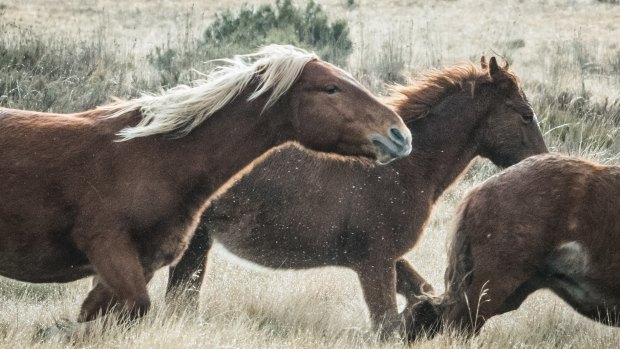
[
  {"xmin": 163, "ymin": 96, "xmax": 289, "ymax": 207},
  {"xmin": 398, "ymin": 95, "xmax": 480, "ymax": 203}
]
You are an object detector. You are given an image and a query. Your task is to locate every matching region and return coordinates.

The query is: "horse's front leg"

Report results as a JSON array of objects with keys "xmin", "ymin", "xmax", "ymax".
[
  {"xmin": 79, "ymin": 277, "xmax": 120, "ymax": 322},
  {"xmin": 79, "ymin": 272, "xmax": 155, "ymax": 322},
  {"xmin": 73, "ymin": 226, "xmax": 151, "ymax": 322},
  {"xmin": 354, "ymin": 259, "xmax": 400, "ymax": 338}
]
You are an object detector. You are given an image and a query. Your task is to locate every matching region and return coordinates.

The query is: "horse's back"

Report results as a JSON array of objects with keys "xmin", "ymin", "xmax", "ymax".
[
  {"xmin": 450, "ymin": 154, "xmax": 619, "ymax": 267},
  {"xmin": 495, "ymin": 153, "xmax": 620, "ymax": 229},
  {"xmin": 463, "ymin": 153, "xmax": 618, "ymax": 220},
  {"xmin": 0, "ymin": 108, "xmax": 104, "ymax": 161},
  {"xmin": 0, "ymin": 108, "xmax": 103, "ymax": 202}
]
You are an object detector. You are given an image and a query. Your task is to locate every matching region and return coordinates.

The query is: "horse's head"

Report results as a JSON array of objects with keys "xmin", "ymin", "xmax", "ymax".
[
  {"xmin": 284, "ymin": 59, "xmax": 411, "ymax": 164},
  {"xmin": 475, "ymin": 57, "xmax": 548, "ymax": 167}
]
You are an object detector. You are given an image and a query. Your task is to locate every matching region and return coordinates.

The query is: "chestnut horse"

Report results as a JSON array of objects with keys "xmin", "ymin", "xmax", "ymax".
[
  {"xmin": 408, "ymin": 153, "xmax": 620, "ymax": 339},
  {"xmin": 166, "ymin": 57, "xmax": 548, "ymax": 335},
  {"xmin": 0, "ymin": 45, "xmax": 411, "ymax": 322}
]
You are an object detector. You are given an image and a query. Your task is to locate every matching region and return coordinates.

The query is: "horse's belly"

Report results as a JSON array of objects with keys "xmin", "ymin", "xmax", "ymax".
[
  {"xmin": 0, "ymin": 250, "xmax": 92, "ymax": 283},
  {"xmin": 0, "ymin": 226, "xmax": 92, "ymax": 283},
  {"xmin": 206, "ymin": 203, "xmax": 354, "ymax": 269}
]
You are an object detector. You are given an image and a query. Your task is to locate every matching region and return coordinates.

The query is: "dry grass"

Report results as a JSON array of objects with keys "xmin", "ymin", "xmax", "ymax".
[{"xmin": 1, "ymin": 0, "xmax": 620, "ymax": 348}]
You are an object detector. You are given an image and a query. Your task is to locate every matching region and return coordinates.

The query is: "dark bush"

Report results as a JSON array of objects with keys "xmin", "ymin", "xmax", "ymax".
[
  {"xmin": 201, "ymin": 0, "xmax": 353, "ymax": 66},
  {"xmin": 148, "ymin": 1, "xmax": 353, "ymax": 86}
]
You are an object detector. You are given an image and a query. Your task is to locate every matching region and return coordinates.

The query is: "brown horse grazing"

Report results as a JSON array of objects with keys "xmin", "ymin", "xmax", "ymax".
[
  {"xmin": 166, "ymin": 57, "xmax": 548, "ymax": 335},
  {"xmin": 407, "ymin": 153, "xmax": 620, "ymax": 340},
  {"xmin": 0, "ymin": 45, "xmax": 411, "ymax": 323}
]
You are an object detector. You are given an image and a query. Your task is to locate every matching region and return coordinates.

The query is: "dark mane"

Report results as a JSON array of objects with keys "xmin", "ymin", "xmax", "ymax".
[{"xmin": 388, "ymin": 62, "xmax": 520, "ymax": 123}]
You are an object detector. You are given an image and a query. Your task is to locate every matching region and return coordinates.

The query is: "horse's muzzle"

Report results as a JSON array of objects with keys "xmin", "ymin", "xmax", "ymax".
[{"xmin": 369, "ymin": 126, "xmax": 412, "ymax": 164}]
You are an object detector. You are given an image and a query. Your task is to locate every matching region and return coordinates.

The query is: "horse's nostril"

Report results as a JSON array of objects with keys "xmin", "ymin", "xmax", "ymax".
[{"xmin": 389, "ymin": 127, "xmax": 406, "ymax": 146}]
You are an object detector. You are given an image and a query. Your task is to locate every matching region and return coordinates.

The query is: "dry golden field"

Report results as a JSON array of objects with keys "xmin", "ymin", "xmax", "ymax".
[{"xmin": 1, "ymin": 0, "xmax": 620, "ymax": 348}]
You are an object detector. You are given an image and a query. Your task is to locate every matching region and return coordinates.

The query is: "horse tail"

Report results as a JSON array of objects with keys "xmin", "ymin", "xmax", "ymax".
[
  {"xmin": 405, "ymin": 191, "xmax": 480, "ymax": 340},
  {"xmin": 443, "ymin": 189, "xmax": 477, "ymax": 304}
]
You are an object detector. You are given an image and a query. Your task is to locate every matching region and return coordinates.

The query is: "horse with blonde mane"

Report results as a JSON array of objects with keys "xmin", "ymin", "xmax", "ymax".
[
  {"xmin": 166, "ymin": 57, "xmax": 548, "ymax": 336},
  {"xmin": 0, "ymin": 45, "xmax": 411, "ymax": 322}
]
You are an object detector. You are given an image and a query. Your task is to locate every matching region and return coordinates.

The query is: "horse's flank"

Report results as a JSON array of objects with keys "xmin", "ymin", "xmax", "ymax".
[{"xmin": 203, "ymin": 141, "xmax": 371, "ymax": 210}]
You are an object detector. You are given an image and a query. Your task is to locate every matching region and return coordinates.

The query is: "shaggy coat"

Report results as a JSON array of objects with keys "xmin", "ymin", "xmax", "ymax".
[{"xmin": 408, "ymin": 153, "xmax": 620, "ymax": 339}]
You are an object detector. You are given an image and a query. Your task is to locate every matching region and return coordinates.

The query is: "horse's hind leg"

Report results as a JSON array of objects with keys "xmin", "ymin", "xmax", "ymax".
[
  {"xmin": 396, "ymin": 258, "xmax": 434, "ymax": 304},
  {"xmin": 547, "ymin": 280, "xmax": 620, "ymax": 326},
  {"xmin": 443, "ymin": 260, "xmax": 535, "ymax": 335},
  {"xmin": 396, "ymin": 258, "xmax": 440, "ymax": 341},
  {"xmin": 166, "ymin": 221, "xmax": 213, "ymax": 306},
  {"xmin": 74, "ymin": 227, "xmax": 151, "ymax": 322}
]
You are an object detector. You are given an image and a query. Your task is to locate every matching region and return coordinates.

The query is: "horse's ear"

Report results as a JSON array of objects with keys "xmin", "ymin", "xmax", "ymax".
[
  {"xmin": 489, "ymin": 57, "xmax": 502, "ymax": 80},
  {"xmin": 480, "ymin": 56, "xmax": 488, "ymax": 70},
  {"xmin": 503, "ymin": 60, "xmax": 510, "ymax": 70}
]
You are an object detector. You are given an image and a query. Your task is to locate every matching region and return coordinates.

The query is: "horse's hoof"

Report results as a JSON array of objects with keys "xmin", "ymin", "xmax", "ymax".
[{"xmin": 403, "ymin": 300, "xmax": 442, "ymax": 342}]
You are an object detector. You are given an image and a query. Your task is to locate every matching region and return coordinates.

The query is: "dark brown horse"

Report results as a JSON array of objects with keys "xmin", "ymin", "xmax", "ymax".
[
  {"xmin": 408, "ymin": 153, "xmax": 620, "ymax": 339},
  {"xmin": 0, "ymin": 45, "xmax": 411, "ymax": 322},
  {"xmin": 166, "ymin": 57, "xmax": 548, "ymax": 335}
]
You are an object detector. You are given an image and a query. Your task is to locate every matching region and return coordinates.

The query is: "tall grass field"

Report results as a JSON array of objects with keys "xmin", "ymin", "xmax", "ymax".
[{"xmin": 1, "ymin": 0, "xmax": 619, "ymax": 348}]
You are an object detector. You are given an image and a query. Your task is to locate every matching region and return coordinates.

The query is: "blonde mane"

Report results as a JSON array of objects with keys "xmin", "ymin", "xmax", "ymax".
[
  {"xmin": 101, "ymin": 45, "xmax": 317, "ymax": 141},
  {"xmin": 387, "ymin": 62, "xmax": 519, "ymax": 123}
]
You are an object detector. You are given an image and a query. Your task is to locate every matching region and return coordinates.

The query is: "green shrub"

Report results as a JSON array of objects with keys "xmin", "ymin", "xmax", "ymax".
[
  {"xmin": 202, "ymin": 0, "xmax": 352, "ymax": 66},
  {"xmin": 147, "ymin": 46, "xmax": 186, "ymax": 88},
  {"xmin": 345, "ymin": 0, "xmax": 357, "ymax": 8},
  {"xmin": 148, "ymin": 0, "xmax": 353, "ymax": 87}
]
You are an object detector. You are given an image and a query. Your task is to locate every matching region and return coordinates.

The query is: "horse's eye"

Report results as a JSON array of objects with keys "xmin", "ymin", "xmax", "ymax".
[
  {"xmin": 324, "ymin": 85, "xmax": 340, "ymax": 94},
  {"xmin": 506, "ymin": 100, "xmax": 533, "ymax": 123},
  {"xmin": 521, "ymin": 112, "xmax": 534, "ymax": 123}
]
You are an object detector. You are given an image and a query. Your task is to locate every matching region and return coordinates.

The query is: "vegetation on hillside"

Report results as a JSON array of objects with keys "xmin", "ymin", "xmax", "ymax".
[{"xmin": 149, "ymin": 0, "xmax": 352, "ymax": 86}]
